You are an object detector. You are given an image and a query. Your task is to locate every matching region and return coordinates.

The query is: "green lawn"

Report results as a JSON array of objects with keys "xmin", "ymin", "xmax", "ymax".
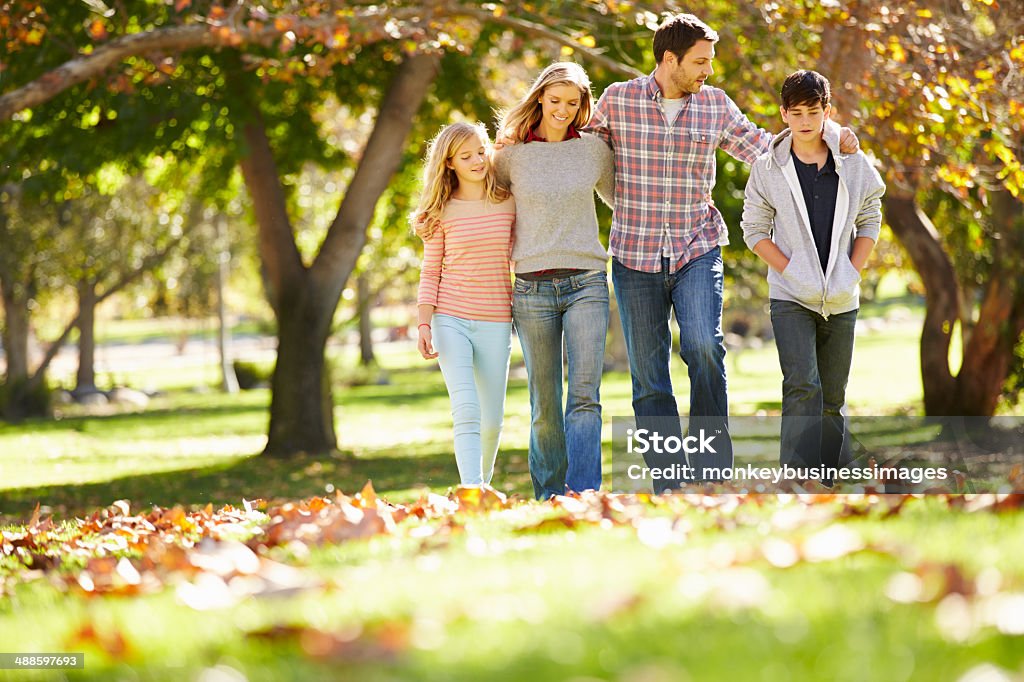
[
  {"xmin": 1, "ymin": 311, "xmax": 939, "ymax": 521},
  {"xmin": 1, "ymin": 493, "xmax": 1023, "ymax": 681},
  {"xmin": 2, "ymin": 309, "xmax": 1023, "ymax": 681}
]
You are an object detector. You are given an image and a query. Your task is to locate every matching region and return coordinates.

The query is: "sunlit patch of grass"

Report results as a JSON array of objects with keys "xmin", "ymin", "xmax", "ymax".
[{"xmin": 1, "ymin": 495, "xmax": 1022, "ymax": 681}]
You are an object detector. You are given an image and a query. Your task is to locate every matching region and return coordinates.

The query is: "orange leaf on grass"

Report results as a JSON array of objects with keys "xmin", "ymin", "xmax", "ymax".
[
  {"xmin": 452, "ymin": 485, "xmax": 507, "ymax": 513},
  {"xmin": 515, "ymin": 514, "xmax": 578, "ymax": 533},
  {"xmin": 248, "ymin": 622, "xmax": 410, "ymax": 662},
  {"xmin": 356, "ymin": 480, "xmax": 378, "ymax": 508},
  {"xmin": 962, "ymin": 493, "xmax": 1024, "ymax": 513},
  {"xmin": 403, "ymin": 492, "xmax": 459, "ymax": 519},
  {"xmin": 243, "ymin": 498, "xmax": 267, "ymax": 513},
  {"xmin": 306, "ymin": 496, "xmax": 331, "ymax": 513},
  {"xmin": 916, "ymin": 561, "xmax": 975, "ymax": 601},
  {"xmin": 320, "ymin": 505, "xmax": 393, "ymax": 544},
  {"xmin": 65, "ymin": 623, "xmax": 134, "ymax": 661}
]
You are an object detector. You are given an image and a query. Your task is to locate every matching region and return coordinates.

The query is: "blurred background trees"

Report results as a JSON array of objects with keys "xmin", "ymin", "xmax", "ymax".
[{"xmin": 1, "ymin": 0, "xmax": 1021, "ymax": 446}]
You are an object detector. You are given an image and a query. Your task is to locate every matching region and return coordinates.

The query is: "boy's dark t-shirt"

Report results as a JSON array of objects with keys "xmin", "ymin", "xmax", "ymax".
[{"xmin": 791, "ymin": 148, "xmax": 839, "ymax": 274}]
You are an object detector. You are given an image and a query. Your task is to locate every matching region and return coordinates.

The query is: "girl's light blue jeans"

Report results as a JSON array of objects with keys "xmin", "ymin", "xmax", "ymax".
[{"xmin": 432, "ymin": 313, "xmax": 512, "ymax": 486}]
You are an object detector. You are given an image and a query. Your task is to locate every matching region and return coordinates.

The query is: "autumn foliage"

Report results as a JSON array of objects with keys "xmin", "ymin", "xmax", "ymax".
[{"xmin": 5, "ymin": 482, "xmax": 1024, "ymax": 603}]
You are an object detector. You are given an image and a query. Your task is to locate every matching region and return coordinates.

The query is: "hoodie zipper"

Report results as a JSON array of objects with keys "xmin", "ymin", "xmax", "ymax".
[
  {"xmin": 820, "ymin": 155, "xmax": 848, "ymax": 319},
  {"xmin": 776, "ymin": 140, "xmax": 847, "ymax": 319}
]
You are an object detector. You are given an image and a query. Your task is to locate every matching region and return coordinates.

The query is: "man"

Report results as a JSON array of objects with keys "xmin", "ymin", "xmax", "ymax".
[{"xmin": 587, "ymin": 14, "xmax": 858, "ymax": 489}]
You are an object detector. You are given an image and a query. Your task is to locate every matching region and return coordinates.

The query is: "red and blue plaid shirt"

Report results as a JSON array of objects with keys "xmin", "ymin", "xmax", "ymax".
[{"xmin": 587, "ymin": 73, "xmax": 773, "ymax": 273}]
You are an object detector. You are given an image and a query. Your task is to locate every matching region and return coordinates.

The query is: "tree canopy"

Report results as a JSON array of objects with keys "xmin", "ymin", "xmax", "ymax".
[{"xmin": 2, "ymin": 0, "xmax": 1022, "ymax": 434}]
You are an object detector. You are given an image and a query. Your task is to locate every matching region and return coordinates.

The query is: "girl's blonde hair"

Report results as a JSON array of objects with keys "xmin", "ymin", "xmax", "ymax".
[
  {"xmin": 411, "ymin": 121, "xmax": 509, "ymax": 241},
  {"xmin": 498, "ymin": 62, "xmax": 594, "ymax": 143}
]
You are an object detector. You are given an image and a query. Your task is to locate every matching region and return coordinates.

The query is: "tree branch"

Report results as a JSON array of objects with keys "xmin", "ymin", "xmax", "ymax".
[
  {"xmin": 310, "ymin": 51, "xmax": 442, "ymax": 334},
  {"xmin": 237, "ymin": 113, "xmax": 306, "ymax": 315},
  {"xmin": 0, "ymin": 24, "xmax": 218, "ymax": 120},
  {"xmin": 0, "ymin": 3, "xmax": 643, "ymax": 121},
  {"xmin": 453, "ymin": 5, "xmax": 643, "ymax": 79}
]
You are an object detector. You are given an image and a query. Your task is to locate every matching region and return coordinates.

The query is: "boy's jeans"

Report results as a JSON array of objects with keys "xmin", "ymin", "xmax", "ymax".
[
  {"xmin": 433, "ymin": 314, "xmax": 512, "ymax": 486},
  {"xmin": 611, "ymin": 249, "xmax": 732, "ymax": 489},
  {"xmin": 512, "ymin": 271, "xmax": 608, "ymax": 500},
  {"xmin": 769, "ymin": 300, "xmax": 858, "ymax": 478}
]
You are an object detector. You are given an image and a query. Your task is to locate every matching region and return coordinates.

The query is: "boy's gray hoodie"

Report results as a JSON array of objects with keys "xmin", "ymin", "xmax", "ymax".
[{"xmin": 741, "ymin": 126, "xmax": 886, "ymax": 318}]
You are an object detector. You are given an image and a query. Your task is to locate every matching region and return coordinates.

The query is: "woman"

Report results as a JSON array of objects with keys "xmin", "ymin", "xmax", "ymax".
[{"xmin": 494, "ymin": 62, "xmax": 614, "ymax": 499}]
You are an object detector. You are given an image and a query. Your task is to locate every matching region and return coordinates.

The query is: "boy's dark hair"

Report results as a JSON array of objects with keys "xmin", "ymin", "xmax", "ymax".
[
  {"xmin": 781, "ymin": 70, "xmax": 831, "ymax": 110},
  {"xmin": 653, "ymin": 14, "xmax": 719, "ymax": 64}
]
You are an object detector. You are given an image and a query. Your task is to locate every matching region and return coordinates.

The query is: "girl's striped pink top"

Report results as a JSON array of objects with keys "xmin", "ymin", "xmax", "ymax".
[{"xmin": 417, "ymin": 196, "xmax": 516, "ymax": 323}]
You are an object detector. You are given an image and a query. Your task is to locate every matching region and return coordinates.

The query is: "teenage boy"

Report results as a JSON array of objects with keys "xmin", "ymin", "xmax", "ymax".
[
  {"xmin": 587, "ymin": 14, "xmax": 859, "ymax": 488},
  {"xmin": 741, "ymin": 70, "xmax": 886, "ymax": 483}
]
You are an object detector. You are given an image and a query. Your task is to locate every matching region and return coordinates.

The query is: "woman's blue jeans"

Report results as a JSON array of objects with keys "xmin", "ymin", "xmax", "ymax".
[{"xmin": 512, "ymin": 271, "xmax": 609, "ymax": 499}]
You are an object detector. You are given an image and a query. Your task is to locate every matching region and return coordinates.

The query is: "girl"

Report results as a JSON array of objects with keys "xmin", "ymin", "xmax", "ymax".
[
  {"xmin": 494, "ymin": 62, "xmax": 615, "ymax": 499},
  {"xmin": 413, "ymin": 122, "xmax": 516, "ymax": 487}
]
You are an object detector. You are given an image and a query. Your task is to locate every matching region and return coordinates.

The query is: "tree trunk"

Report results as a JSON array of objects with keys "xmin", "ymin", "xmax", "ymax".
[
  {"xmin": 215, "ymin": 214, "xmax": 239, "ymax": 394},
  {"xmin": 75, "ymin": 278, "xmax": 98, "ymax": 393},
  {"xmin": 239, "ymin": 52, "xmax": 442, "ymax": 456},
  {"xmin": 311, "ymin": 53, "xmax": 443, "ymax": 306},
  {"xmin": 357, "ymin": 274, "xmax": 376, "ymax": 367},
  {"xmin": 817, "ymin": 20, "xmax": 874, "ymax": 117},
  {"xmin": 0, "ymin": 275, "xmax": 45, "ymax": 421},
  {"xmin": 1, "ymin": 282, "xmax": 30, "ymax": 384},
  {"xmin": 952, "ymin": 188, "xmax": 1024, "ymax": 415},
  {"xmin": 265, "ymin": 277, "xmax": 336, "ymax": 455},
  {"xmin": 0, "ymin": 197, "xmax": 30, "ymax": 385},
  {"xmin": 883, "ymin": 192, "xmax": 960, "ymax": 415},
  {"xmin": 953, "ymin": 276, "xmax": 1021, "ymax": 415}
]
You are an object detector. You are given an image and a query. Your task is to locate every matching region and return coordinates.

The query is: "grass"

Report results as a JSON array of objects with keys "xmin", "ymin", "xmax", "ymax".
[
  {"xmin": 1, "ymin": 497, "xmax": 1023, "ymax": 681},
  {"xmin": 1, "ymin": 305, "xmax": 1023, "ymax": 681},
  {"xmin": 1, "ymin": 309, "xmax": 939, "ymax": 522}
]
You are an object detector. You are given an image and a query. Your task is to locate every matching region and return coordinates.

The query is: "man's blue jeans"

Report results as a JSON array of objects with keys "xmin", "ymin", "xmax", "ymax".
[
  {"xmin": 512, "ymin": 270, "xmax": 608, "ymax": 499},
  {"xmin": 770, "ymin": 300, "xmax": 858, "ymax": 481},
  {"xmin": 611, "ymin": 248, "xmax": 732, "ymax": 488}
]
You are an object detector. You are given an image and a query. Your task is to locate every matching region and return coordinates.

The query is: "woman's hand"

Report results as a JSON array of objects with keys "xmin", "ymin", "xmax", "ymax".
[{"xmin": 418, "ymin": 325, "xmax": 438, "ymax": 359}]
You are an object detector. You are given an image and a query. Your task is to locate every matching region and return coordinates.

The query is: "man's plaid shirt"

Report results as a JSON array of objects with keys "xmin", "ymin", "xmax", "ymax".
[{"xmin": 588, "ymin": 73, "xmax": 773, "ymax": 273}]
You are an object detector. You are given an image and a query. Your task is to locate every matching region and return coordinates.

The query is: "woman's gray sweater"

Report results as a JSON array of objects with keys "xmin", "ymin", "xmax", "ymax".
[{"xmin": 494, "ymin": 133, "xmax": 615, "ymax": 274}]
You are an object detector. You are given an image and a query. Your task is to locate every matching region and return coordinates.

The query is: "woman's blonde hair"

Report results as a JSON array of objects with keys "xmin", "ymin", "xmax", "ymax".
[
  {"xmin": 498, "ymin": 62, "xmax": 594, "ymax": 143},
  {"xmin": 411, "ymin": 121, "xmax": 509, "ymax": 241}
]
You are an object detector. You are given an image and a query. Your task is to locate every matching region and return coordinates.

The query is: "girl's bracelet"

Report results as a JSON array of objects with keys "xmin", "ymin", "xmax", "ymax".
[{"xmin": 418, "ymin": 323, "xmax": 431, "ymax": 331}]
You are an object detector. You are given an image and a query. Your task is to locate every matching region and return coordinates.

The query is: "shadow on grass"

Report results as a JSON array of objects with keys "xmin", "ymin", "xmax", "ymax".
[
  {"xmin": 335, "ymin": 383, "xmax": 449, "ymax": 408},
  {"xmin": 18, "ymin": 402, "xmax": 270, "ymax": 436},
  {"xmin": 0, "ymin": 446, "xmax": 533, "ymax": 525}
]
